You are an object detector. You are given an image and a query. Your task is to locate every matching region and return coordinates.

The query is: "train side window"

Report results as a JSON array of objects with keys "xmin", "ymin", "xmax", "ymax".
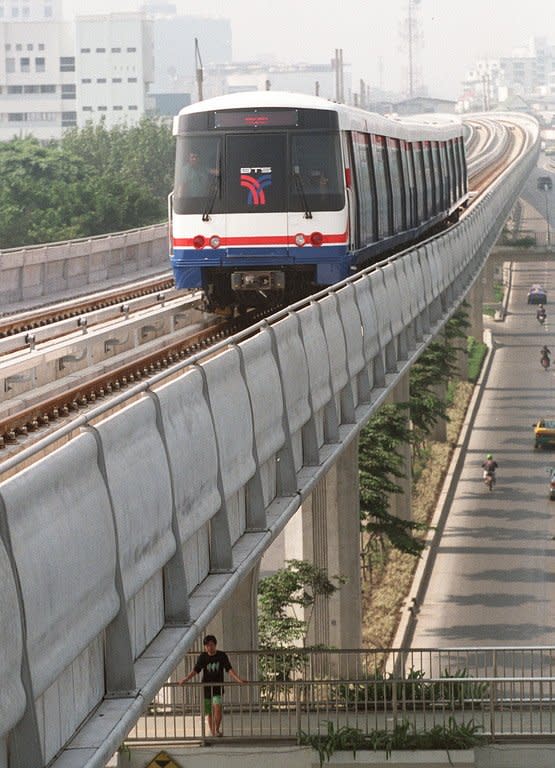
[
  {"xmin": 445, "ymin": 141, "xmax": 456, "ymax": 205},
  {"xmin": 462, "ymin": 138, "xmax": 468, "ymax": 193},
  {"xmin": 371, "ymin": 135, "xmax": 391, "ymax": 239},
  {"xmin": 413, "ymin": 142, "xmax": 426, "ymax": 221},
  {"xmin": 430, "ymin": 141, "xmax": 442, "ymax": 215},
  {"xmin": 439, "ymin": 142, "xmax": 449, "ymax": 208},
  {"xmin": 351, "ymin": 131, "xmax": 375, "ymax": 246},
  {"xmin": 449, "ymin": 140, "xmax": 459, "ymax": 204},
  {"xmin": 401, "ymin": 141, "xmax": 415, "ymax": 230},
  {"xmin": 387, "ymin": 137, "xmax": 405, "ymax": 234},
  {"xmin": 422, "ymin": 141, "xmax": 434, "ymax": 217},
  {"xmin": 457, "ymin": 137, "xmax": 468, "ymax": 195}
]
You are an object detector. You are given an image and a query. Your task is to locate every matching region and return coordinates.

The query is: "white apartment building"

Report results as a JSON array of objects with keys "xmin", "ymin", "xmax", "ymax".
[
  {"xmin": 75, "ymin": 13, "xmax": 154, "ymax": 129},
  {"xmin": 0, "ymin": 0, "xmax": 61, "ymax": 21},
  {"xmin": 0, "ymin": 19, "xmax": 75, "ymax": 141}
]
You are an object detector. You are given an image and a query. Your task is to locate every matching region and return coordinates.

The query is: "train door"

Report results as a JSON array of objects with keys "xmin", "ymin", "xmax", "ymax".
[
  {"xmin": 351, "ymin": 131, "xmax": 376, "ymax": 249},
  {"xmin": 371, "ymin": 135, "xmax": 391, "ymax": 239},
  {"xmin": 413, "ymin": 142, "xmax": 426, "ymax": 222},
  {"xmin": 422, "ymin": 141, "xmax": 434, "ymax": 218},
  {"xmin": 440, "ymin": 142, "xmax": 450, "ymax": 209},
  {"xmin": 402, "ymin": 141, "xmax": 417, "ymax": 230},
  {"xmin": 224, "ymin": 132, "xmax": 291, "ymax": 264},
  {"xmin": 387, "ymin": 137, "xmax": 405, "ymax": 234},
  {"xmin": 446, "ymin": 140, "xmax": 457, "ymax": 206},
  {"xmin": 430, "ymin": 141, "xmax": 442, "ymax": 216}
]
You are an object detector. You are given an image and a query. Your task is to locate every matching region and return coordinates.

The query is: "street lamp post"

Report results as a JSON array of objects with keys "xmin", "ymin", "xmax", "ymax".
[{"xmin": 543, "ymin": 183, "xmax": 551, "ymax": 249}]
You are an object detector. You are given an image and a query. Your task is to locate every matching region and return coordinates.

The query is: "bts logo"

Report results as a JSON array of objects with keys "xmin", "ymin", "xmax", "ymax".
[{"xmin": 240, "ymin": 166, "xmax": 272, "ymax": 206}]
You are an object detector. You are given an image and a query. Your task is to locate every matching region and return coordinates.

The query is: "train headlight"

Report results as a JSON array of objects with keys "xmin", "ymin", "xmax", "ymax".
[
  {"xmin": 193, "ymin": 235, "xmax": 205, "ymax": 249},
  {"xmin": 295, "ymin": 233, "xmax": 306, "ymax": 246},
  {"xmin": 310, "ymin": 231, "xmax": 323, "ymax": 247},
  {"xmin": 209, "ymin": 235, "xmax": 221, "ymax": 248}
]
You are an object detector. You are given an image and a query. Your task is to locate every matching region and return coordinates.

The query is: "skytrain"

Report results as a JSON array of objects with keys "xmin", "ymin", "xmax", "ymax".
[{"xmin": 169, "ymin": 91, "xmax": 468, "ymax": 310}]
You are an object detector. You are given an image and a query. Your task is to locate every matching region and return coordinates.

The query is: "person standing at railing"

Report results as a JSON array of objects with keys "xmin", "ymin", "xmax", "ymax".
[{"xmin": 178, "ymin": 634, "xmax": 247, "ymax": 737}]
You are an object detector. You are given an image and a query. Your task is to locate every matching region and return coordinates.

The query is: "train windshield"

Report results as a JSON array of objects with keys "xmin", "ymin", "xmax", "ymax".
[
  {"xmin": 173, "ymin": 135, "xmax": 223, "ymax": 215},
  {"xmin": 173, "ymin": 131, "xmax": 344, "ymax": 215},
  {"xmin": 289, "ymin": 133, "xmax": 344, "ymax": 211}
]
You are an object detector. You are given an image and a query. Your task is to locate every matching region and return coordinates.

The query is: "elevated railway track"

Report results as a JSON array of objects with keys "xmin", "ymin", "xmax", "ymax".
[{"xmin": 0, "ymin": 116, "xmax": 529, "ymax": 462}]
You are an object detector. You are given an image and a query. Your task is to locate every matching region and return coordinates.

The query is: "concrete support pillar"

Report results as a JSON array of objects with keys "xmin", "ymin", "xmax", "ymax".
[
  {"xmin": 208, "ymin": 564, "xmax": 260, "ymax": 658},
  {"xmin": 467, "ymin": 278, "xmax": 484, "ymax": 343},
  {"xmin": 303, "ymin": 440, "xmax": 362, "ymax": 650},
  {"xmin": 428, "ymin": 380, "xmax": 448, "ymax": 442},
  {"xmin": 326, "ymin": 437, "xmax": 362, "ymax": 651},
  {"xmin": 385, "ymin": 370, "xmax": 412, "ymax": 522},
  {"xmin": 262, "ymin": 442, "xmax": 363, "ymax": 654}
]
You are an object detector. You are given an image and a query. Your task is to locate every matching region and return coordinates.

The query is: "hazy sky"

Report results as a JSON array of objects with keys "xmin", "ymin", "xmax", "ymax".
[{"xmin": 62, "ymin": 0, "xmax": 553, "ymax": 98}]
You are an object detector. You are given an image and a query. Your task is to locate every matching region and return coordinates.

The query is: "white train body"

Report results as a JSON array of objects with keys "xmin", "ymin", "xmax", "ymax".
[{"xmin": 170, "ymin": 91, "xmax": 467, "ymax": 308}]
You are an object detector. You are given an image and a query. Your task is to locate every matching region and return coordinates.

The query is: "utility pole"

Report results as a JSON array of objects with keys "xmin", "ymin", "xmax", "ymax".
[
  {"xmin": 194, "ymin": 37, "xmax": 203, "ymax": 102},
  {"xmin": 333, "ymin": 48, "xmax": 344, "ymax": 103},
  {"xmin": 543, "ymin": 183, "xmax": 551, "ymax": 248},
  {"xmin": 405, "ymin": 0, "xmax": 422, "ymax": 97}
]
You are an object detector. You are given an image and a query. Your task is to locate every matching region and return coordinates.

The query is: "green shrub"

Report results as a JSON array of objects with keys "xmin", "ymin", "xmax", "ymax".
[
  {"xmin": 299, "ymin": 718, "xmax": 485, "ymax": 766},
  {"xmin": 467, "ymin": 337, "xmax": 487, "ymax": 382}
]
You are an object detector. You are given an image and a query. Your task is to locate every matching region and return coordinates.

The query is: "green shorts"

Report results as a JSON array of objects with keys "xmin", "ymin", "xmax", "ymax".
[{"xmin": 204, "ymin": 695, "xmax": 222, "ymax": 714}]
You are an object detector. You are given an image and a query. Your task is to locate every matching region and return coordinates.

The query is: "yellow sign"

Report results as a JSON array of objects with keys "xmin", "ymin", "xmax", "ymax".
[{"xmin": 145, "ymin": 751, "xmax": 182, "ymax": 768}]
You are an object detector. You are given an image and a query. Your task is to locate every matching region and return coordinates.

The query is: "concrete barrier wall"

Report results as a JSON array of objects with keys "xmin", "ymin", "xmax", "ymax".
[
  {"xmin": 0, "ymin": 116, "xmax": 540, "ymax": 768},
  {"xmin": 0, "ymin": 223, "xmax": 168, "ymax": 307}
]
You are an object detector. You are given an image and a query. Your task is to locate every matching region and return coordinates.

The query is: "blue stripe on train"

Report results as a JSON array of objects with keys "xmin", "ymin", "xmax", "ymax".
[{"xmin": 171, "ymin": 246, "xmax": 352, "ymax": 289}]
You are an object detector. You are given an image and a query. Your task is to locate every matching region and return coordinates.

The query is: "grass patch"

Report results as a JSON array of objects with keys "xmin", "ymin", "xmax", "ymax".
[
  {"xmin": 467, "ymin": 337, "xmax": 487, "ymax": 382},
  {"xmin": 492, "ymin": 282, "xmax": 504, "ymax": 303}
]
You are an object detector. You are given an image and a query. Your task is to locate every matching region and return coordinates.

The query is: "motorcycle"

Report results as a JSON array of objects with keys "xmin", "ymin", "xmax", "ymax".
[
  {"xmin": 541, "ymin": 354, "xmax": 551, "ymax": 370},
  {"xmin": 483, "ymin": 471, "xmax": 495, "ymax": 491},
  {"xmin": 538, "ymin": 312, "xmax": 546, "ymax": 325}
]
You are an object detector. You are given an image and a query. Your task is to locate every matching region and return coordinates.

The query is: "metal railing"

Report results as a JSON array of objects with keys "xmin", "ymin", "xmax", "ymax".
[{"xmin": 126, "ymin": 648, "xmax": 555, "ymax": 743}]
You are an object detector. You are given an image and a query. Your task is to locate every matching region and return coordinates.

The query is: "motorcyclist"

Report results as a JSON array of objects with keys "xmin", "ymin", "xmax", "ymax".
[
  {"xmin": 537, "ymin": 304, "xmax": 547, "ymax": 322},
  {"xmin": 482, "ymin": 454, "xmax": 498, "ymax": 486},
  {"xmin": 541, "ymin": 345, "xmax": 551, "ymax": 367}
]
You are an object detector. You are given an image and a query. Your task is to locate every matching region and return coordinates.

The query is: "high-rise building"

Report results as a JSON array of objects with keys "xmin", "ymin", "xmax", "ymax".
[
  {"xmin": 75, "ymin": 12, "xmax": 154, "ymax": 129},
  {"xmin": 0, "ymin": 19, "xmax": 75, "ymax": 140}
]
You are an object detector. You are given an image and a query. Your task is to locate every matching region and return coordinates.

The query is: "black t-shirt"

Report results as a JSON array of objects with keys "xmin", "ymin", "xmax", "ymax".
[{"xmin": 194, "ymin": 650, "xmax": 232, "ymax": 696}]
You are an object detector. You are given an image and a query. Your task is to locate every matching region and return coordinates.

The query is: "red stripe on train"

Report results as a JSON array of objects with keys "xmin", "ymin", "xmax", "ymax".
[{"xmin": 173, "ymin": 231, "xmax": 348, "ymax": 247}]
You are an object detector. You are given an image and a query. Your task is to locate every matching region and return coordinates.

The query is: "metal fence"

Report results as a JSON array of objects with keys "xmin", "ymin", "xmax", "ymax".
[{"xmin": 126, "ymin": 647, "xmax": 555, "ymax": 743}]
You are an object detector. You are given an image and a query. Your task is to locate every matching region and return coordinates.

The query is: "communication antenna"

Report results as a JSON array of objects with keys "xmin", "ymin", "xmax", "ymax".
[{"xmin": 195, "ymin": 37, "xmax": 203, "ymax": 102}]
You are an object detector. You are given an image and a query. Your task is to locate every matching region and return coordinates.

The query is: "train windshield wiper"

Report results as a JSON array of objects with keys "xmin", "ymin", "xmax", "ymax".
[
  {"xmin": 293, "ymin": 166, "xmax": 313, "ymax": 219},
  {"xmin": 202, "ymin": 158, "xmax": 221, "ymax": 221}
]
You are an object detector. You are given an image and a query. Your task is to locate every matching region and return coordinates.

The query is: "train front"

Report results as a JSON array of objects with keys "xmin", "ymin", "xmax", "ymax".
[{"xmin": 170, "ymin": 96, "xmax": 349, "ymax": 310}]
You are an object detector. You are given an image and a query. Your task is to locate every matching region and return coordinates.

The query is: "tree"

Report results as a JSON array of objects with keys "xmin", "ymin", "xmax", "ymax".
[
  {"xmin": 409, "ymin": 306, "xmax": 470, "ymax": 454},
  {"xmin": 359, "ymin": 404, "xmax": 425, "ymax": 568},
  {"xmin": 258, "ymin": 559, "xmax": 344, "ymax": 649},
  {"xmin": 0, "ymin": 117, "xmax": 175, "ymax": 249}
]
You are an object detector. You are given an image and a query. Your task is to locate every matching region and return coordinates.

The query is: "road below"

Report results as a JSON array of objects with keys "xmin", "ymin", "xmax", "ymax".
[{"xmin": 411, "ymin": 257, "xmax": 555, "ymax": 647}]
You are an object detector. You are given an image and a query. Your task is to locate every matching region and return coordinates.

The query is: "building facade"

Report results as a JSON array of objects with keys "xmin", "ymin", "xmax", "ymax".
[
  {"xmin": 0, "ymin": 0, "xmax": 61, "ymax": 21},
  {"xmin": 75, "ymin": 13, "xmax": 154, "ymax": 130},
  {"xmin": 0, "ymin": 19, "xmax": 75, "ymax": 141}
]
